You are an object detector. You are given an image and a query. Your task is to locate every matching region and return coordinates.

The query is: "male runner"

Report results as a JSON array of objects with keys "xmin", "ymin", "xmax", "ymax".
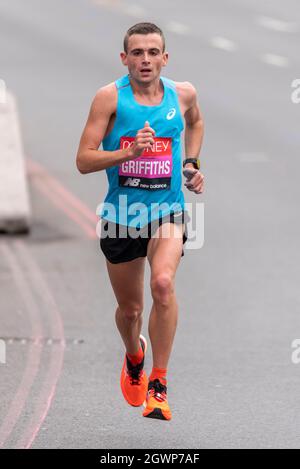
[{"xmin": 76, "ymin": 23, "xmax": 204, "ymax": 421}]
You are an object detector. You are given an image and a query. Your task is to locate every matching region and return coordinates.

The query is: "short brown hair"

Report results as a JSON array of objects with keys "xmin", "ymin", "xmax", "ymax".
[{"xmin": 124, "ymin": 22, "xmax": 165, "ymax": 53}]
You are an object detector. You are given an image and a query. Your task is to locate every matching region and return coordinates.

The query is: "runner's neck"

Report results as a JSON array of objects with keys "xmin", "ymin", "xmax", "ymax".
[{"xmin": 129, "ymin": 76, "xmax": 164, "ymax": 104}]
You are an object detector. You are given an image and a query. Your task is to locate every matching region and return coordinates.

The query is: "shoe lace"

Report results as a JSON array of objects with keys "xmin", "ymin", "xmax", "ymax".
[
  {"xmin": 126, "ymin": 357, "xmax": 144, "ymax": 385},
  {"xmin": 148, "ymin": 379, "xmax": 167, "ymax": 402}
]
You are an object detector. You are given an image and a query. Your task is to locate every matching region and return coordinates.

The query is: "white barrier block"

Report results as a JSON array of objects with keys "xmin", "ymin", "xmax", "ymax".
[{"xmin": 0, "ymin": 91, "xmax": 31, "ymax": 233}]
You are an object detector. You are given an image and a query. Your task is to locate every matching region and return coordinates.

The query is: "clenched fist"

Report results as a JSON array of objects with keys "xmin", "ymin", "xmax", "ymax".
[
  {"xmin": 126, "ymin": 121, "xmax": 155, "ymax": 159},
  {"xmin": 183, "ymin": 167, "xmax": 204, "ymax": 194}
]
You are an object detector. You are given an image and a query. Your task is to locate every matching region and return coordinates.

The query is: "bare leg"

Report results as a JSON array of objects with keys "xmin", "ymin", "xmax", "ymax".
[
  {"xmin": 148, "ymin": 294, "xmax": 178, "ymax": 369},
  {"xmin": 147, "ymin": 222, "xmax": 184, "ymax": 369},
  {"xmin": 106, "ymin": 256, "xmax": 146, "ymax": 354},
  {"xmin": 115, "ymin": 305, "xmax": 143, "ymax": 354}
]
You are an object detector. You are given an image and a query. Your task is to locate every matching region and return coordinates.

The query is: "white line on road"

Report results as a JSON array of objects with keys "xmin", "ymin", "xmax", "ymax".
[
  {"xmin": 166, "ymin": 21, "xmax": 190, "ymax": 35},
  {"xmin": 14, "ymin": 240, "xmax": 65, "ymax": 449},
  {"xmin": 261, "ymin": 53, "xmax": 289, "ymax": 68},
  {"xmin": 126, "ymin": 4, "xmax": 147, "ymax": 18},
  {"xmin": 90, "ymin": 1, "xmax": 295, "ymax": 70},
  {"xmin": 210, "ymin": 36, "xmax": 238, "ymax": 52},
  {"xmin": 91, "ymin": 0, "xmax": 120, "ymax": 6},
  {"xmin": 0, "ymin": 242, "xmax": 43, "ymax": 449},
  {"xmin": 257, "ymin": 16, "xmax": 298, "ymax": 33},
  {"xmin": 91, "ymin": 0, "xmax": 146, "ymax": 18},
  {"xmin": 237, "ymin": 152, "xmax": 270, "ymax": 163}
]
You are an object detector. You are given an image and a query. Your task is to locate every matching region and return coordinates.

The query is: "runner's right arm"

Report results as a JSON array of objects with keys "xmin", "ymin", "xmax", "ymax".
[{"xmin": 76, "ymin": 85, "xmax": 155, "ymax": 174}]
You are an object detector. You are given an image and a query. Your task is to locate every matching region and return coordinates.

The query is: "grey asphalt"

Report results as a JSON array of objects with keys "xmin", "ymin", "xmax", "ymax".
[{"xmin": 1, "ymin": 0, "xmax": 300, "ymax": 449}]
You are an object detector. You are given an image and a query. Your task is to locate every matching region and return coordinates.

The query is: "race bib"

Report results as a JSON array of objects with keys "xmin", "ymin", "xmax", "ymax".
[{"xmin": 119, "ymin": 137, "xmax": 172, "ymax": 190}]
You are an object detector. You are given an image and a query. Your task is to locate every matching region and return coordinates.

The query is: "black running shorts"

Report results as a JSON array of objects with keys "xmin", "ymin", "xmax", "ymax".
[{"xmin": 100, "ymin": 211, "xmax": 189, "ymax": 264}]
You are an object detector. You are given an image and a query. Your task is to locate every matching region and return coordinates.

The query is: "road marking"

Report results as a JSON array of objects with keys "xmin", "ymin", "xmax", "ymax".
[
  {"xmin": 257, "ymin": 16, "xmax": 298, "ymax": 33},
  {"xmin": 14, "ymin": 240, "xmax": 65, "ymax": 449},
  {"xmin": 27, "ymin": 158, "xmax": 98, "ymax": 239},
  {"xmin": 237, "ymin": 152, "xmax": 270, "ymax": 163},
  {"xmin": 92, "ymin": 0, "xmax": 146, "ymax": 17},
  {"xmin": 0, "ymin": 242, "xmax": 43, "ymax": 449},
  {"xmin": 89, "ymin": 1, "xmax": 295, "ymax": 72},
  {"xmin": 126, "ymin": 4, "xmax": 147, "ymax": 18},
  {"xmin": 0, "ymin": 240, "xmax": 65, "ymax": 449},
  {"xmin": 261, "ymin": 53, "xmax": 289, "ymax": 68},
  {"xmin": 210, "ymin": 36, "xmax": 238, "ymax": 52},
  {"xmin": 92, "ymin": 0, "xmax": 120, "ymax": 7},
  {"xmin": 166, "ymin": 21, "xmax": 190, "ymax": 35}
]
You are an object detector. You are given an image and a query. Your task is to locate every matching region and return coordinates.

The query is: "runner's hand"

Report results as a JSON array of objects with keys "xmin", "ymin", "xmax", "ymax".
[
  {"xmin": 183, "ymin": 167, "xmax": 204, "ymax": 194},
  {"xmin": 127, "ymin": 121, "xmax": 155, "ymax": 159}
]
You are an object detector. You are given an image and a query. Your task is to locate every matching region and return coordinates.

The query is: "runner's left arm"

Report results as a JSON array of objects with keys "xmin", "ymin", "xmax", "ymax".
[{"xmin": 183, "ymin": 83, "xmax": 204, "ymax": 194}]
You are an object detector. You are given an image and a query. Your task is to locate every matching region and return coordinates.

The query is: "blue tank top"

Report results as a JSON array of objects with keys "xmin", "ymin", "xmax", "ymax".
[{"xmin": 99, "ymin": 74, "xmax": 186, "ymax": 228}]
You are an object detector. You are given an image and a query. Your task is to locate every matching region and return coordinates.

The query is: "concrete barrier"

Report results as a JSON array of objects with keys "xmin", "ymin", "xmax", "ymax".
[{"xmin": 0, "ymin": 88, "xmax": 31, "ymax": 233}]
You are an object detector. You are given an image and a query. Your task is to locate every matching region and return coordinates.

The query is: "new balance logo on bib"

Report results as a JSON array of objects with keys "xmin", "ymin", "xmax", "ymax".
[
  {"xmin": 119, "ymin": 137, "xmax": 172, "ymax": 190},
  {"xmin": 123, "ymin": 177, "xmax": 141, "ymax": 187}
]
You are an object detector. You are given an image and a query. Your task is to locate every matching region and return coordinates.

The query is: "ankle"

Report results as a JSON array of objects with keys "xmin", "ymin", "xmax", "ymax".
[
  {"xmin": 126, "ymin": 345, "xmax": 144, "ymax": 365},
  {"xmin": 149, "ymin": 367, "xmax": 167, "ymax": 385}
]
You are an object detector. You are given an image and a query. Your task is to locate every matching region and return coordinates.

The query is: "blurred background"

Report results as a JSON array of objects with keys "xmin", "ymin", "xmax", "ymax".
[{"xmin": 0, "ymin": 0, "xmax": 300, "ymax": 449}]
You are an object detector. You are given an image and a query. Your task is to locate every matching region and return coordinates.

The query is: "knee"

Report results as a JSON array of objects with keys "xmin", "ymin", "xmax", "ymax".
[
  {"xmin": 118, "ymin": 303, "xmax": 143, "ymax": 322},
  {"xmin": 150, "ymin": 273, "xmax": 174, "ymax": 306}
]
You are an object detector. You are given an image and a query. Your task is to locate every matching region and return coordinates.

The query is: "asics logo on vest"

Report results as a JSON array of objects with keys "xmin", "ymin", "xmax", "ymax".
[{"xmin": 166, "ymin": 108, "xmax": 176, "ymax": 120}]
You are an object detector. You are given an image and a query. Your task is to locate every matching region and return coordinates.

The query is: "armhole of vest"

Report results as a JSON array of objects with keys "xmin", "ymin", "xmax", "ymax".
[
  {"xmin": 115, "ymin": 75, "xmax": 130, "ymax": 116},
  {"xmin": 177, "ymin": 89, "xmax": 185, "ymax": 132},
  {"xmin": 161, "ymin": 76, "xmax": 175, "ymax": 90},
  {"xmin": 115, "ymin": 80, "xmax": 120, "ymax": 118},
  {"xmin": 162, "ymin": 76, "xmax": 185, "ymax": 132},
  {"xmin": 172, "ymin": 80, "xmax": 185, "ymax": 132},
  {"xmin": 102, "ymin": 81, "xmax": 119, "ymax": 144}
]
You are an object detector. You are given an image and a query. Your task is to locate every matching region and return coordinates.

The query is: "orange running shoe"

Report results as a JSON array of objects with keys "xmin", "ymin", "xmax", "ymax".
[
  {"xmin": 143, "ymin": 378, "xmax": 172, "ymax": 420},
  {"xmin": 120, "ymin": 335, "xmax": 148, "ymax": 407}
]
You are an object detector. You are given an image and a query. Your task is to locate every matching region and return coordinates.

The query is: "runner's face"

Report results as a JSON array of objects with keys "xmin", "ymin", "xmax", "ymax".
[{"xmin": 121, "ymin": 34, "xmax": 168, "ymax": 82}]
